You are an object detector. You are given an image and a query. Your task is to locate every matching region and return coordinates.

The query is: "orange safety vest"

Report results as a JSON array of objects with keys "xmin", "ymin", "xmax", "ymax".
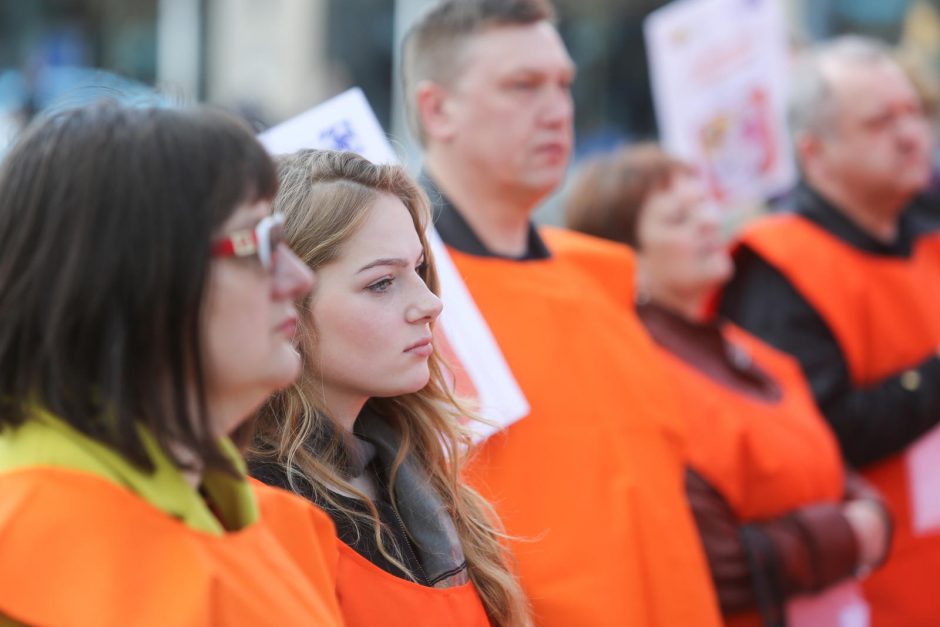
[
  {"xmin": 335, "ymin": 541, "xmax": 490, "ymax": 626},
  {"xmin": 670, "ymin": 325, "xmax": 845, "ymax": 520},
  {"xmin": 656, "ymin": 324, "xmax": 846, "ymax": 627},
  {"xmin": 0, "ymin": 467, "xmax": 345, "ymax": 627},
  {"xmin": 739, "ymin": 214, "xmax": 940, "ymax": 627},
  {"xmin": 452, "ymin": 227, "xmax": 722, "ymax": 627}
]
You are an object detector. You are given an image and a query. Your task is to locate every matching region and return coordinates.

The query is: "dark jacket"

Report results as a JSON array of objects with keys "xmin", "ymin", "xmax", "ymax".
[{"xmin": 719, "ymin": 183, "xmax": 940, "ymax": 467}]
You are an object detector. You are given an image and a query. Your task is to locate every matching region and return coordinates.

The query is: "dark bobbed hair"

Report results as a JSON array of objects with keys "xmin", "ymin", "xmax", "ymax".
[
  {"xmin": 564, "ymin": 143, "xmax": 694, "ymax": 248},
  {"xmin": 0, "ymin": 101, "xmax": 278, "ymax": 473}
]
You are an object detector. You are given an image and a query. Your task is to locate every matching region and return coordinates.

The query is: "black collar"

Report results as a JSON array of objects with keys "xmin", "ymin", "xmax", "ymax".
[
  {"xmin": 793, "ymin": 182, "xmax": 937, "ymax": 258},
  {"xmin": 420, "ymin": 171, "xmax": 551, "ymax": 261}
]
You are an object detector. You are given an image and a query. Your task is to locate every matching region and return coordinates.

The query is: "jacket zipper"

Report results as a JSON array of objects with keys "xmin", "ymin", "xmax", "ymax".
[{"xmin": 387, "ymin": 503, "xmax": 432, "ymax": 586}]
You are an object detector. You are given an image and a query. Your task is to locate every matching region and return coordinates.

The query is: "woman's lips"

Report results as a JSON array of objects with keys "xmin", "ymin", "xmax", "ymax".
[
  {"xmin": 404, "ymin": 338, "xmax": 433, "ymax": 357},
  {"xmin": 276, "ymin": 317, "xmax": 298, "ymax": 337}
]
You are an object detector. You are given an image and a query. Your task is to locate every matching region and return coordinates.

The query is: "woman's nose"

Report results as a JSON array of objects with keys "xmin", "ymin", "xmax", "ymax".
[
  {"xmin": 696, "ymin": 198, "xmax": 723, "ymax": 231},
  {"xmin": 274, "ymin": 245, "xmax": 315, "ymax": 299},
  {"xmin": 408, "ymin": 284, "xmax": 443, "ymax": 324}
]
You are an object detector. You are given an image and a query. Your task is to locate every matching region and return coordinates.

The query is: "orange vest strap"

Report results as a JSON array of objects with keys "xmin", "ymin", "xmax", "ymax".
[
  {"xmin": 739, "ymin": 215, "xmax": 940, "ymax": 384},
  {"xmin": 541, "ymin": 226, "xmax": 637, "ymax": 306}
]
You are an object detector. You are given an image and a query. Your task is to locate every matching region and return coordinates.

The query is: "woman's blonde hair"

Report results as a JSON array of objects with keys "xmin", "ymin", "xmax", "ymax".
[{"xmin": 250, "ymin": 149, "xmax": 530, "ymax": 626}]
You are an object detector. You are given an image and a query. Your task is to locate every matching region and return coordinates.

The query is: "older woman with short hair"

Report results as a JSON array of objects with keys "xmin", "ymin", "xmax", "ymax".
[{"xmin": 565, "ymin": 143, "xmax": 892, "ymax": 627}]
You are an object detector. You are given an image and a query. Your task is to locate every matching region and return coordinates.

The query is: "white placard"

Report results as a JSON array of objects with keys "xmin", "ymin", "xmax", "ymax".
[
  {"xmin": 258, "ymin": 87, "xmax": 397, "ymax": 164},
  {"xmin": 259, "ymin": 88, "xmax": 529, "ymax": 440},
  {"xmin": 906, "ymin": 422, "xmax": 940, "ymax": 534},
  {"xmin": 427, "ymin": 228, "xmax": 529, "ymax": 440},
  {"xmin": 787, "ymin": 580, "xmax": 869, "ymax": 627},
  {"xmin": 644, "ymin": 0, "xmax": 795, "ymax": 206}
]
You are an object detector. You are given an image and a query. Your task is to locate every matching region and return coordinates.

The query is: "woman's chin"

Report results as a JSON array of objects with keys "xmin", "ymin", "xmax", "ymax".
[
  {"xmin": 379, "ymin": 371, "xmax": 432, "ymax": 398},
  {"xmin": 702, "ymin": 254, "xmax": 734, "ymax": 285},
  {"xmin": 268, "ymin": 349, "xmax": 304, "ymax": 391}
]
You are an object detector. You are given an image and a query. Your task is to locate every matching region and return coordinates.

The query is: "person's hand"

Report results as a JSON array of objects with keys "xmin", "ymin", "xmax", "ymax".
[{"xmin": 842, "ymin": 499, "xmax": 892, "ymax": 576}]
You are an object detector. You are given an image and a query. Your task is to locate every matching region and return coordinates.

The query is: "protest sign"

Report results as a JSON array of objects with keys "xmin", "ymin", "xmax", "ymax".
[{"xmin": 645, "ymin": 0, "xmax": 795, "ymax": 205}]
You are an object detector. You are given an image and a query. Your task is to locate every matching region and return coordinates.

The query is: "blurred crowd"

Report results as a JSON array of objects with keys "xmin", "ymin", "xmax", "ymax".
[{"xmin": 1, "ymin": 1, "xmax": 940, "ymax": 626}]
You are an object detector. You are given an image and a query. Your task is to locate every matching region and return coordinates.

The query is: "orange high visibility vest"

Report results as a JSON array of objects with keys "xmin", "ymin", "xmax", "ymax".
[
  {"xmin": 452, "ymin": 227, "xmax": 722, "ymax": 627},
  {"xmin": 656, "ymin": 324, "xmax": 847, "ymax": 627},
  {"xmin": 0, "ymin": 467, "xmax": 345, "ymax": 627},
  {"xmin": 668, "ymin": 325, "xmax": 845, "ymax": 520},
  {"xmin": 334, "ymin": 542, "xmax": 490, "ymax": 626},
  {"xmin": 739, "ymin": 214, "xmax": 940, "ymax": 627}
]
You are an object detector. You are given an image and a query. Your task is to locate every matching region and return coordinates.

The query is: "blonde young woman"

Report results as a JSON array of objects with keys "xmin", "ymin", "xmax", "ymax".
[{"xmin": 249, "ymin": 149, "xmax": 530, "ymax": 627}]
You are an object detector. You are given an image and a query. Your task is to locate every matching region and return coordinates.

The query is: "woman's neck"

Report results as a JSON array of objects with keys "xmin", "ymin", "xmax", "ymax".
[
  {"xmin": 325, "ymin": 394, "xmax": 369, "ymax": 434},
  {"xmin": 324, "ymin": 400, "xmax": 378, "ymax": 500},
  {"xmin": 166, "ymin": 439, "xmax": 204, "ymax": 489},
  {"xmin": 642, "ymin": 284, "xmax": 714, "ymax": 324}
]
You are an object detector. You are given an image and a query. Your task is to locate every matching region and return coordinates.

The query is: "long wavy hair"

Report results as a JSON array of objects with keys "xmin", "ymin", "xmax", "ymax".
[{"xmin": 249, "ymin": 149, "xmax": 530, "ymax": 626}]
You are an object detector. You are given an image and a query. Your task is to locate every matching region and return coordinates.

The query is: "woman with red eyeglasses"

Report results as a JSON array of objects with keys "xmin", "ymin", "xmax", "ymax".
[{"xmin": 0, "ymin": 102, "xmax": 344, "ymax": 626}]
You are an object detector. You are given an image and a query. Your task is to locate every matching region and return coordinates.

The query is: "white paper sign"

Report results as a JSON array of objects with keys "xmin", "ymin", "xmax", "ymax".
[
  {"xmin": 644, "ymin": 0, "xmax": 795, "ymax": 206},
  {"xmin": 787, "ymin": 580, "xmax": 869, "ymax": 627},
  {"xmin": 258, "ymin": 88, "xmax": 529, "ymax": 440},
  {"xmin": 906, "ymin": 422, "xmax": 940, "ymax": 534},
  {"xmin": 426, "ymin": 228, "xmax": 529, "ymax": 441},
  {"xmin": 258, "ymin": 87, "xmax": 397, "ymax": 164}
]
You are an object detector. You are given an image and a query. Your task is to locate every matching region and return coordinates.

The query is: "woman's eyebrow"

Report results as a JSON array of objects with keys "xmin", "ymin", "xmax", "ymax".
[{"xmin": 357, "ymin": 258, "xmax": 409, "ymax": 273}]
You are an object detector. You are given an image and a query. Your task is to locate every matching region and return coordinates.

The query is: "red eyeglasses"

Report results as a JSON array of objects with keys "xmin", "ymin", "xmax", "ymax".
[{"xmin": 210, "ymin": 213, "xmax": 286, "ymax": 271}]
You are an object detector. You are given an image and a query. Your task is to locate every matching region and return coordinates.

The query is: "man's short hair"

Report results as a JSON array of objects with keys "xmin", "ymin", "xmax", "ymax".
[
  {"xmin": 401, "ymin": 0, "xmax": 556, "ymax": 145},
  {"xmin": 789, "ymin": 35, "xmax": 898, "ymax": 140}
]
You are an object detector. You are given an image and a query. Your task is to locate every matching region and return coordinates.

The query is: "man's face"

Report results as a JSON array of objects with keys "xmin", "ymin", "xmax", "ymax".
[
  {"xmin": 813, "ymin": 60, "xmax": 932, "ymax": 208},
  {"xmin": 439, "ymin": 21, "xmax": 575, "ymax": 203}
]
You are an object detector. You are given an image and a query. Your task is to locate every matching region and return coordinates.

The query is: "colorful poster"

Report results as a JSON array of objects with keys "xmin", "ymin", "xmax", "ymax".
[
  {"xmin": 258, "ymin": 89, "xmax": 529, "ymax": 440},
  {"xmin": 644, "ymin": 0, "xmax": 795, "ymax": 206}
]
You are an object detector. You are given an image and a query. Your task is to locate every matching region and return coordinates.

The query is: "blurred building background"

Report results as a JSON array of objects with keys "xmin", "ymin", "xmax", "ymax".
[{"xmin": 2, "ymin": 0, "xmax": 939, "ymax": 169}]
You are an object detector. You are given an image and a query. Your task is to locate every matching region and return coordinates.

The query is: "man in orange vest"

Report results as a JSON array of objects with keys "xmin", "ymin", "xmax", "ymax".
[
  {"xmin": 402, "ymin": 1, "xmax": 722, "ymax": 625},
  {"xmin": 720, "ymin": 36, "xmax": 940, "ymax": 626}
]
